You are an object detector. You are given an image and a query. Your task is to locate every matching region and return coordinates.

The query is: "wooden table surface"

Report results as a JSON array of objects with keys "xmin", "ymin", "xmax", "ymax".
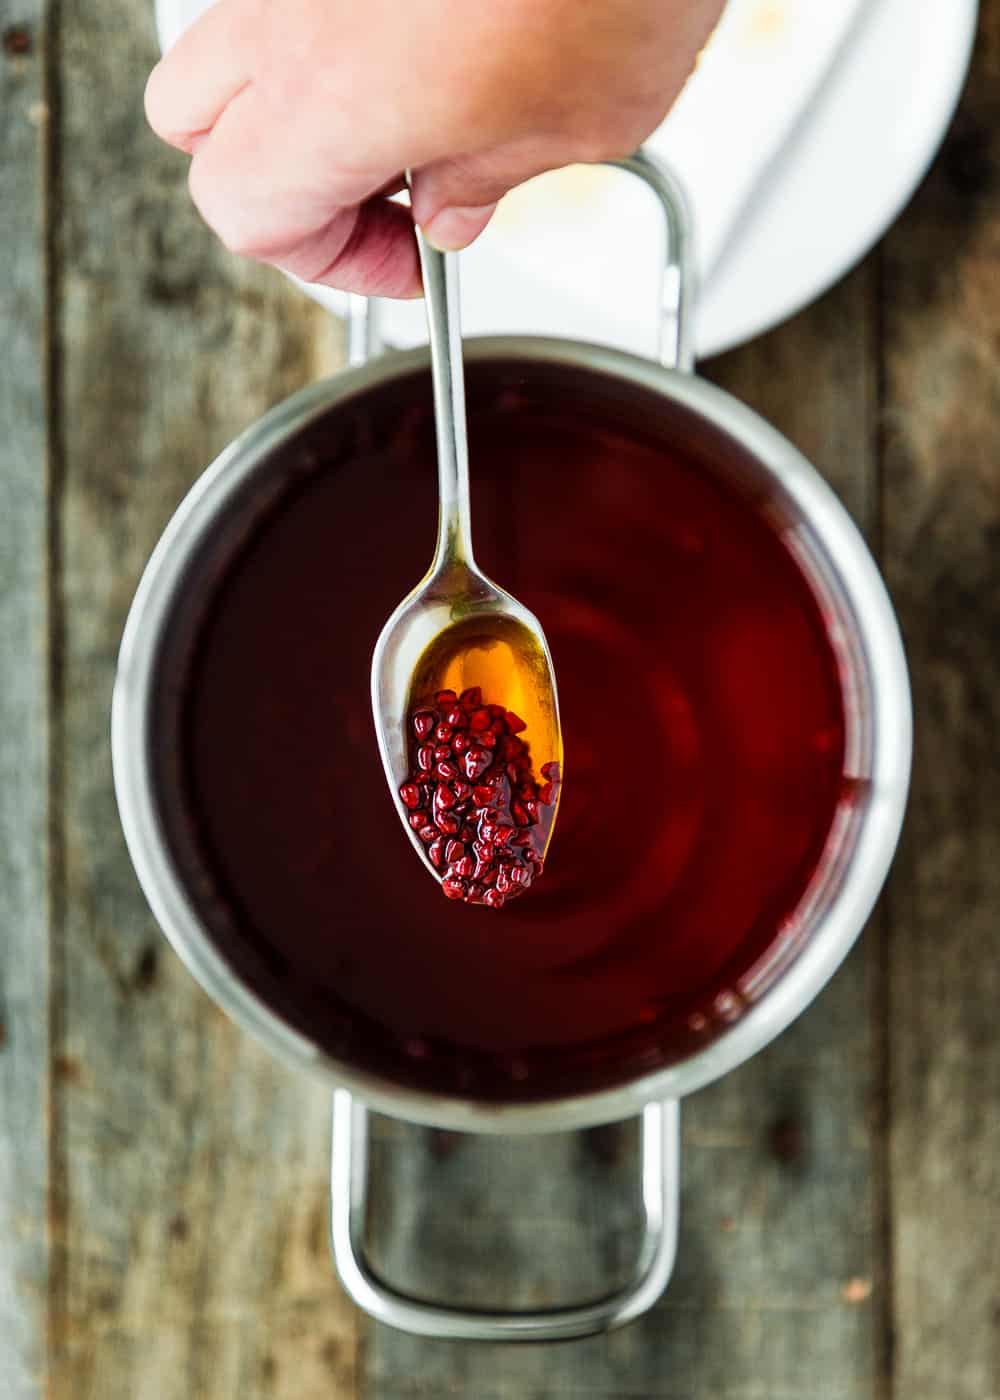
[{"xmin": 2, "ymin": 1, "xmax": 999, "ymax": 1396}]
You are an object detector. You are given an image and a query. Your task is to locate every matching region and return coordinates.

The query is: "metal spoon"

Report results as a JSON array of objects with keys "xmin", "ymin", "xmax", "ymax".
[{"xmin": 371, "ymin": 199, "xmax": 562, "ymax": 887}]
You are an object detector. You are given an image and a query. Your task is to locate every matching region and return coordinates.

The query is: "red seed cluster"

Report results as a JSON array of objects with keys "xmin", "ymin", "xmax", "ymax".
[{"xmin": 398, "ymin": 687, "xmax": 560, "ymax": 909}]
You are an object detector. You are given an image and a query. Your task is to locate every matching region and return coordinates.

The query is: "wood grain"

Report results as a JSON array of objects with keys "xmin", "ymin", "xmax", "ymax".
[
  {"xmin": 363, "ymin": 266, "xmax": 884, "ymax": 1399},
  {"xmin": 2, "ymin": 0, "xmax": 997, "ymax": 1390},
  {"xmin": 48, "ymin": 0, "xmax": 355, "ymax": 1394},
  {"xmin": 0, "ymin": 4, "xmax": 51, "ymax": 1397},
  {"xmin": 880, "ymin": 7, "xmax": 1000, "ymax": 1395}
]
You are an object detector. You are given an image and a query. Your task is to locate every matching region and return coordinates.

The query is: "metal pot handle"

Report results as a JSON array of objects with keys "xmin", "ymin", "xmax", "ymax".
[
  {"xmin": 331, "ymin": 1091, "xmax": 680, "ymax": 1342},
  {"xmin": 331, "ymin": 148, "xmax": 692, "ymax": 1339},
  {"xmin": 347, "ymin": 146, "xmax": 695, "ymax": 374}
]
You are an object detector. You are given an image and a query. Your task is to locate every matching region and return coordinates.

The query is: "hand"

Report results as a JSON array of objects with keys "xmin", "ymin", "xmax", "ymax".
[{"xmin": 145, "ymin": 0, "xmax": 722, "ymax": 298}]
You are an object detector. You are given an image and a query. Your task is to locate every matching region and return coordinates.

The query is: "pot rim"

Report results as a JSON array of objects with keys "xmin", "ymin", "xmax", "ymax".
[{"xmin": 112, "ymin": 335, "xmax": 912, "ymax": 1134}]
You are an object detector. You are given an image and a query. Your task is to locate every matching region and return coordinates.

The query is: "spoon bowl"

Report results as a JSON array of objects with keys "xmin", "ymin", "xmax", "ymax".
[
  {"xmin": 371, "ymin": 203, "xmax": 562, "ymax": 891},
  {"xmin": 372, "ymin": 561, "xmax": 561, "ymax": 883}
]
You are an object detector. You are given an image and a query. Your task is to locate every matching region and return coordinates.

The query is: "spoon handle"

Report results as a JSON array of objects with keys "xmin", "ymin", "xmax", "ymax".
[{"xmin": 408, "ymin": 181, "xmax": 475, "ymax": 572}]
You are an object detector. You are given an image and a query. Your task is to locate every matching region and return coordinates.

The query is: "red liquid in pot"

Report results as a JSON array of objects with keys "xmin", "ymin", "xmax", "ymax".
[{"xmin": 177, "ymin": 377, "xmax": 847, "ymax": 1101}]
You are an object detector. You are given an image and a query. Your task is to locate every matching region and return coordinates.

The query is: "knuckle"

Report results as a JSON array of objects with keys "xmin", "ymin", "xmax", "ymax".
[
  {"xmin": 143, "ymin": 63, "xmax": 186, "ymax": 146},
  {"xmin": 187, "ymin": 161, "xmax": 261, "ymax": 258}
]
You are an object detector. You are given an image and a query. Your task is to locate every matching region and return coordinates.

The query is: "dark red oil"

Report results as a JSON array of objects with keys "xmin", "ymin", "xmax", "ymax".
[{"xmin": 175, "ymin": 368, "xmax": 848, "ymax": 1102}]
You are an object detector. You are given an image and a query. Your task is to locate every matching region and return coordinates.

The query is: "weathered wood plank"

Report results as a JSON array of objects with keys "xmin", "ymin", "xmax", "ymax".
[
  {"xmin": 0, "ymin": 5, "xmax": 51, "ymax": 1398},
  {"xmin": 51, "ymin": 0, "xmax": 355, "ymax": 1394},
  {"xmin": 363, "ymin": 265, "xmax": 882, "ymax": 1398},
  {"xmin": 880, "ymin": 6, "xmax": 1000, "ymax": 1395}
]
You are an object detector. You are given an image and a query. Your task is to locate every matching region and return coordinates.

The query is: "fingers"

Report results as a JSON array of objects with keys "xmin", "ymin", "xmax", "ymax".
[
  {"xmin": 143, "ymin": 0, "xmax": 531, "ymax": 286},
  {"xmin": 271, "ymin": 199, "xmax": 423, "ymax": 299},
  {"xmin": 145, "ymin": 0, "xmax": 255, "ymax": 153},
  {"xmin": 184, "ymin": 85, "xmax": 419, "ymax": 295},
  {"xmin": 186, "ymin": 80, "xmax": 356, "ymax": 248}
]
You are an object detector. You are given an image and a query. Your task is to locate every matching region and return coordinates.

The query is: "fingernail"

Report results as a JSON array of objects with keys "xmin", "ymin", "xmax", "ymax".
[{"xmin": 421, "ymin": 204, "xmax": 497, "ymax": 252}]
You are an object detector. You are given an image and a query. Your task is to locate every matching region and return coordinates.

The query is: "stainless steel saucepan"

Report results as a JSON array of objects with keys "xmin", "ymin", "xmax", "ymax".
[{"xmin": 112, "ymin": 151, "xmax": 911, "ymax": 1342}]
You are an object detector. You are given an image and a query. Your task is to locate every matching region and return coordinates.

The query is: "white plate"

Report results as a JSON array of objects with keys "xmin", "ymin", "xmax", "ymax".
[
  {"xmin": 696, "ymin": 0, "xmax": 978, "ymax": 355},
  {"xmin": 156, "ymin": 0, "xmax": 977, "ymax": 359}
]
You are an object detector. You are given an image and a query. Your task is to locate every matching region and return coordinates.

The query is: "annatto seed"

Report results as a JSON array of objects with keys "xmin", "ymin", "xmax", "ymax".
[
  {"xmin": 401, "ymin": 689, "xmax": 557, "ymax": 909},
  {"xmin": 463, "ymin": 749, "xmax": 491, "ymax": 781},
  {"xmin": 399, "ymin": 782, "xmax": 422, "ymax": 809},
  {"xmin": 413, "ymin": 711, "xmax": 436, "ymax": 739}
]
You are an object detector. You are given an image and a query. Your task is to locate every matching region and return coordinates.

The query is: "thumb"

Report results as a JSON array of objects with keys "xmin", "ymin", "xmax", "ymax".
[
  {"xmin": 409, "ymin": 141, "xmax": 566, "ymax": 252},
  {"xmin": 409, "ymin": 156, "xmax": 519, "ymax": 251},
  {"xmin": 415, "ymin": 200, "xmax": 498, "ymax": 253}
]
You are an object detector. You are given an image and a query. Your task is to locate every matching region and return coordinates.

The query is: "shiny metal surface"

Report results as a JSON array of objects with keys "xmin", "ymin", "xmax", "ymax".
[
  {"xmin": 112, "ymin": 151, "xmax": 910, "ymax": 1195},
  {"xmin": 111, "ymin": 333, "xmax": 912, "ymax": 1134},
  {"xmin": 370, "ymin": 181, "xmax": 562, "ymax": 889},
  {"xmin": 336, "ymin": 153, "xmax": 693, "ymax": 1339},
  {"xmin": 330, "ymin": 1093, "xmax": 679, "ymax": 1341}
]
